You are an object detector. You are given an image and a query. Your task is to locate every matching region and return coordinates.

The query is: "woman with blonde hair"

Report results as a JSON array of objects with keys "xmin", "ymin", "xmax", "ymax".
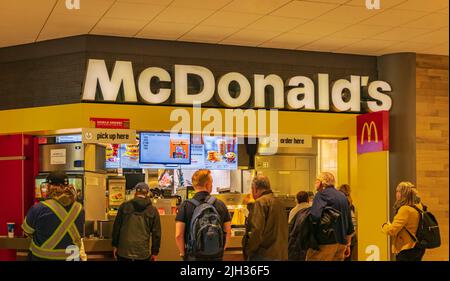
[
  {"xmin": 338, "ymin": 184, "xmax": 357, "ymax": 261},
  {"xmin": 382, "ymin": 182, "xmax": 425, "ymax": 261}
]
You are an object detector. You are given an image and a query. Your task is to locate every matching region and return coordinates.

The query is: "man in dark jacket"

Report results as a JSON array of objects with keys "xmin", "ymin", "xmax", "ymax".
[
  {"xmin": 288, "ymin": 191, "xmax": 315, "ymax": 260},
  {"xmin": 244, "ymin": 175, "xmax": 288, "ymax": 261},
  {"xmin": 307, "ymin": 172, "xmax": 354, "ymax": 261},
  {"xmin": 112, "ymin": 183, "xmax": 161, "ymax": 261}
]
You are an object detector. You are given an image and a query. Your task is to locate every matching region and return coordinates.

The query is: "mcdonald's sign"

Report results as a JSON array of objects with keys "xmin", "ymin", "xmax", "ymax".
[{"xmin": 357, "ymin": 111, "xmax": 389, "ymax": 154}]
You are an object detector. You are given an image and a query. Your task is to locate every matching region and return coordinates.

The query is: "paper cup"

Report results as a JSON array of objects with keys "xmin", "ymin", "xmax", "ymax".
[{"xmin": 7, "ymin": 222, "xmax": 15, "ymax": 238}]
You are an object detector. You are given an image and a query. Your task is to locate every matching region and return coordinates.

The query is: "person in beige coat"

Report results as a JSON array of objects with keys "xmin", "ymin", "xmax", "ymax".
[{"xmin": 382, "ymin": 182, "xmax": 425, "ymax": 261}]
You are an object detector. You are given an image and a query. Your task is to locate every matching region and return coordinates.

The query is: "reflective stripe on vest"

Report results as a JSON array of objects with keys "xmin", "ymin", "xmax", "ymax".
[
  {"xmin": 21, "ymin": 218, "xmax": 35, "ymax": 235},
  {"xmin": 30, "ymin": 240, "xmax": 69, "ymax": 260},
  {"xmin": 41, "ymin": 200, "xmax": 82, "ymax": 247},
  {"xmin": 30, "ymin": 200, "xmax": 82, "ymax": 260}
]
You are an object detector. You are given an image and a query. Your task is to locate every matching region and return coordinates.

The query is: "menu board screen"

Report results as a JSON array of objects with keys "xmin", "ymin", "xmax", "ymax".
[
  {"xmin": 139, "ymin": 132, "xmax": 191, "ymax": 164},
  {"xmin": 106, "ymin": 135, "xmax": 238, "ymax": 170},
  {"xmin": 203, "ymin": 136, "xmax": 238, "ymax": 170}
]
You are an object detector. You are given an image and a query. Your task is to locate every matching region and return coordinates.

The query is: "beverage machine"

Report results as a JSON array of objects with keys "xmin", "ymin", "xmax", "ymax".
[{"xmin": 36, "ymin": 141, "xmax": 107, "ymax": 226}]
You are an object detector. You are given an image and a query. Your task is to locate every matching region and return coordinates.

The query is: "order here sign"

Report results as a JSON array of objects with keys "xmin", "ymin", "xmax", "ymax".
[
  {"xmin": 82, "ymin": 128, "xmax": 137, "ymax": 144},
  {"xmin": 357, "ymin": 110, "xmax": 389, "ymax": 154}
]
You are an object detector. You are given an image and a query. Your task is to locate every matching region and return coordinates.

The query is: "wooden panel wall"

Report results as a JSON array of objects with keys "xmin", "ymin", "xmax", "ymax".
[{"xmin": 416, "ymin": 54, "xmax": 449, "ymax": 261}]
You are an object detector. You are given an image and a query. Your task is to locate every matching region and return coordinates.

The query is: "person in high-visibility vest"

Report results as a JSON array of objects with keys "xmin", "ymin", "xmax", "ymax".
[{"xmin": 22, "ymin": 171, "xmax": 85, "ymax": 261}]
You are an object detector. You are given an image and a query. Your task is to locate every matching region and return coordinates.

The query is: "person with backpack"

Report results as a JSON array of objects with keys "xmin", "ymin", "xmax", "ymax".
[
  {"xmin": 175, "ymin": 169, "xmax": 231, "ymax": 261},
  {"xmin": 306, "ymin": 172, "xmax": 354, "ymax": 261},
  {"xmin": 244, "ymin": 175, "xmax": 288, "ymax": 261},
  {"xmin": 382, "ymin": 182, "xmax": 440, "ymax": 261},
  {"xmin": 112, "ymin": 182, "xmax": 161, "ymax": 261}
]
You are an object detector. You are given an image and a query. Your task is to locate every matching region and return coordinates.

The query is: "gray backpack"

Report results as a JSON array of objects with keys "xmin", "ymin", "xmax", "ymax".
[{"xmin": 186, "ymin": 196, "xmax": 224, "ymax": 259}]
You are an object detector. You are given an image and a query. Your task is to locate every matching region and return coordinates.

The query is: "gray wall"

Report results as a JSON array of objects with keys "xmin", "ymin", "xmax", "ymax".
[
  {"xmin": 377, "ymin": 53, "xmax": 417, "ymax": 219},
  {"xmin": 0, "ymin": 35, "xmax": 378, "ymax": 110}
]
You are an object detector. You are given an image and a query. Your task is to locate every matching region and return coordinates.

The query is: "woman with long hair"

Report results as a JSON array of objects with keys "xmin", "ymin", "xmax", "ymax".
[
  {"xmin": 382, "ymin": 182, "xmax": 425, "ymax": 261},
  {"xmin": 338, "ymin": 184, "xmax": 357, "ymax": 261}
]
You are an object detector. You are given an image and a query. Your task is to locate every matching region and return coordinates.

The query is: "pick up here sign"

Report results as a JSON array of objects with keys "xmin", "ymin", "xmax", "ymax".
[{"xmin": 82, "ymin": 128, "xmax": 136, "ymax": 144}]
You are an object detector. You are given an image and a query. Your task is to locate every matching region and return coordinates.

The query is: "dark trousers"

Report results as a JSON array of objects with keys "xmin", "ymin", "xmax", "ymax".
[
  {"xmin": 396, "ymin": 247, "xmax": 426, "ymax": 261},
  {"xmin": 117, "ymin": 255, "xmax": 151, "ymax": 261},
  {"xmin": 248, "ymin": 254, "xmax": 280, "ymax": 261},
  {"xmin": 184, "ymin": 255, "xmax": 223, "ymax": 261}
]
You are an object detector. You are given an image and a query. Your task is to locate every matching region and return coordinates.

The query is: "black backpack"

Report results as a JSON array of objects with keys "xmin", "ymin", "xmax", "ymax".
[
  {"xmin": 405, "ymin": 205, "xmax": 441, "ymax": 249},
  {"xmin": 288, "ymin": 207, "xmax": 315, "ymax": 260},
  {"xmin": 315, "ymin": 206, "xmax": 341, "ymax": 244},
  {"xmin": 186, "ymin": 196, "xmax": 224, "ymax": 259}
]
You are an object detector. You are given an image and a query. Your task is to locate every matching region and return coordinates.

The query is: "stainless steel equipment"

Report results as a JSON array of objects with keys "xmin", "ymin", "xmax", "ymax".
[
  {"xmin": 276, "ymin": 195, "xmax": 297, "ymax": 217},
  {"xmin": 39, "ymin": 143, "xmax": 105, "ymax": 173},
  {"xmin": 215, "ymin": 193, "xmax": 248, "ymax": 206},
  {"xmin": 38, "ymin": 142, "xmax": 108, "ymax": 221},
  {"xmin": 255, "ymin": 139, "xmax": 317, "ymax": 196},
  {"xmin": 39, "ymin": 143, "xmax": 84, "ymax": 172},
  {"xmin": 97, "ymin": 220, "xmax": 114, "ymax": 239}
]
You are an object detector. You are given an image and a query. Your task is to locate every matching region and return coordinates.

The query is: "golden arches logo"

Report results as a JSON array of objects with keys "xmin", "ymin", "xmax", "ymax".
[{"xmin": 361, "ymin": 121, "xmax": 378, "ymax": 144}]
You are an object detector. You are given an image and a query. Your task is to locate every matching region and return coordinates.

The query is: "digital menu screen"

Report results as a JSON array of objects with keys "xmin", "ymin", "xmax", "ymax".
[
  {"xmin": 202, "ymin": 136, "xmax": 238, "ymax": 170},
  {"xmin": 106, "ymin": 135, "xmax": 237, "ymax": 170},
  {"xmin": 139, "ymin": 132, "xmax": 191, "ymax": 164}
]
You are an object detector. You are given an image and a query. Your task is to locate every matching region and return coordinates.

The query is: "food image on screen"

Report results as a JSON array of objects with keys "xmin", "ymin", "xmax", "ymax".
[
  {"xmin": 124, "ymin": 144, "xmax": 139, "ymax": 159},
  {"xmin": 105, "ymin": 144, "xmax": 121, "ymax": 169},
  {"xmin": 170, "ymin": 139, "xmax": 189, "ymax": 159},
  {"xmin": 120, "ymin": 143, "xmax": 140, "ymax": 168},
  {"xmin": 203, "ymin": 136, "xmax": 238, "ymax": 170},
  {"xmin": 225, "ymin": 152, "xmax": 236, "ymax": 163},
  {"xmin": 140, "ymin": 132, "xmax": 191, "ymax": 164},
  {"xmin": 106, "ymin": 144, "xmax": 120, "ymax": 161}
]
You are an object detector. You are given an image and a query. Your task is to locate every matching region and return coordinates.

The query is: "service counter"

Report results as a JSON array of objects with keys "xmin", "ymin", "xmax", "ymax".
[{"xmin": 0, "ymin": 214, "xmax": 244, "ymax": 261}]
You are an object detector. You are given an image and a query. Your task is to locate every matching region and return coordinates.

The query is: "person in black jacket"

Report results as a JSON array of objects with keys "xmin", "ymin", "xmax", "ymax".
[
  {"xmin": 112, "ymin": 182, "xmax": 161, "ymax": 261},
  {"xmin": 288, "ymin": 191, "xmax": 320, "ymax": 261}
]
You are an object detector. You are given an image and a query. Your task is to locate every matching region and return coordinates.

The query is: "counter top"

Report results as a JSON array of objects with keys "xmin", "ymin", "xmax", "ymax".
[
  {"xmin": 0, "ymin": 236, "xmax": 113, "ymax": 252},
  {"xmin": 0, "ymin": 235, "xmax": 243, "ymax": 252}
]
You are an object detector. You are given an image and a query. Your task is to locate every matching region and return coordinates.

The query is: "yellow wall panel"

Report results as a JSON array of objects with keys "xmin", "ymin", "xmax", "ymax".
[{"xmin": 357, "ymin": 151, "xmax": 390, "ymax": 261}]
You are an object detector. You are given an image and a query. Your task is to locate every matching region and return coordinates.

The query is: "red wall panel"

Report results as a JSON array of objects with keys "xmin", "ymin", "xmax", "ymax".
[
  {"xmin": 0, "ymin": 134, "xmax": 36, "ymax": 261},
  {"xmin": 0, "ymin": 135, "xmax": 22, "ymax": 156}
]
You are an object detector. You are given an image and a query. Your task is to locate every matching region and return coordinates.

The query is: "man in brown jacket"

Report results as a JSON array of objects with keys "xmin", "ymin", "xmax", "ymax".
[{"xmin": 244, "ymin": 175, "xmax": 288, "ymax": 261}]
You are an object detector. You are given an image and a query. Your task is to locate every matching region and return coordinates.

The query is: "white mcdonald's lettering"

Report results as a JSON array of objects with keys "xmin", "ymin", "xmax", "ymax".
[
  {"xmin": 82, "ymin": 59, "xmax": 393, "ymax": 113},
  {"xmin": 361, "ymin": 121, "xmax": 379, "ymax": 144}
]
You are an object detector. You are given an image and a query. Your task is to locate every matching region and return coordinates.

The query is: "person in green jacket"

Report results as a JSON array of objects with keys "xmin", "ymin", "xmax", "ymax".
[
  {"xmin": 244, "ymin": 175, "xmax": 288, "ymax": 261},
  {"xmin": 112, "ymin": 183, "xmax": 161, "ymax": 261}
]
